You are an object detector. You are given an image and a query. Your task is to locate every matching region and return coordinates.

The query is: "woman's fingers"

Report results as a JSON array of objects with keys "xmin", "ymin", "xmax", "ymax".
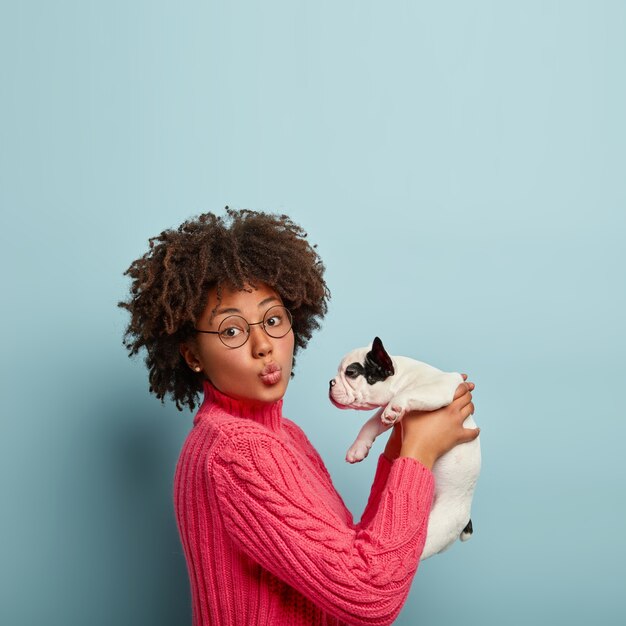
[
  {"xmin": 453, "ymin": 382, "xmax": 470, "ymax": 399},
  {"xmin": 454, "ymin": 380, "xmax": 475, "ymax": 398},
  {"xmin": 461, "ymin": 401, "xmax": 475, "ymax": 419},
  {"xmin": 452, "ymin": 389, "xmax": 473, "ymax": 410},
  {"xmin": 457, "ymin": 388, "xmax": 478, "ymax": 442},
  {"xmin": 462, "ymin": 427, "xmax": 481, "ymax": 443},
  {"xmin": 451, "ymin": 384, "xmax": 476, "ymax": 431}
]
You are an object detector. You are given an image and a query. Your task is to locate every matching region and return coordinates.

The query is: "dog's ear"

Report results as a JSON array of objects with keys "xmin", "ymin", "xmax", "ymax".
[
  {"xmin": 364, "ymin": 337, "xmax": 395, "ymax": 384},
  {"xmin": 369, "ymin": 337, "xmax": 394, "ymax": 374}
]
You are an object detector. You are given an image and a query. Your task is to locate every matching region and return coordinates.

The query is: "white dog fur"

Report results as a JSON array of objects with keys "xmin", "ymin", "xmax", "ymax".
[{"xmin": 329, "ymin": 337, "xmax": 481, "ymax": 560}]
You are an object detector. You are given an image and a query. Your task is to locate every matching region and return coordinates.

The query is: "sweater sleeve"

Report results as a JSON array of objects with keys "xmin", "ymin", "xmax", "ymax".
[
  {"xmin": 282, "ymin": 419, "xmax": 391, "ymax": 530},
  {"xmin": 210, "ymin": 430, "xmax": 435, "ymax": 626},
  {"xmin": 358, "ymin": 454, "xmax": 393, "ymax": 529}
]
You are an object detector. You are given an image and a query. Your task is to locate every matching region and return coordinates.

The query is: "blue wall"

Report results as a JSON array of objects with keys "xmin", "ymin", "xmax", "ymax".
[{"xmin": 1, "ymin": 2, "xmax": 624, "ymax": 624}]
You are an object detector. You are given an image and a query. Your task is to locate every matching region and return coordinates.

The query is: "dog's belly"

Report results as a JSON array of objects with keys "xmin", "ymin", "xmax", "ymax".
[
  {"xmin": 432, "ymin": 417, "xmax": 481, "ymax": 494},
  {"xmin": 421, "ymin": 416, "xmax": 481, "ymax": 560}
]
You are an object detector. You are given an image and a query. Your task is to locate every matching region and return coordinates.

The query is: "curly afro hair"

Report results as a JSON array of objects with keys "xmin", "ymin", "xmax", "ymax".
[{"xmin": 118, "ymin": 208, "xmax": 330, "ymax": 411}]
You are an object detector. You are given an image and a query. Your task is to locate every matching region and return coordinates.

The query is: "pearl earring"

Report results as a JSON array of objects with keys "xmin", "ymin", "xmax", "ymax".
[{"xmin": 194, "ymin": 366, "xmax": 201, "ymax": 372}]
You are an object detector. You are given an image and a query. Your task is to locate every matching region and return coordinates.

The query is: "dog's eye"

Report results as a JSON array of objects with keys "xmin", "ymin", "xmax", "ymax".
[{"xmin": 345, "ymin": 365, "xmax": 360, "ymax": 379}]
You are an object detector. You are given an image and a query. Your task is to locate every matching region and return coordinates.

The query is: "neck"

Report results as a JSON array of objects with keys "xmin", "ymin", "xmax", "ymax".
[{"xmin": 196, "ymin": 380, "xmax": 284, "ymax": 431}]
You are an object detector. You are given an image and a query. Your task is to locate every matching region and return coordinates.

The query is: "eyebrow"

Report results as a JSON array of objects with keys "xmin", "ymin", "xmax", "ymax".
[{"xmin": 214, "ymin": 296, "xmax": 281, "ymax": 316}]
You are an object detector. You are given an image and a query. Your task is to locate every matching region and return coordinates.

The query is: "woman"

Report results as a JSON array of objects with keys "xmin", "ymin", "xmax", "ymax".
[{"xmin": 119, "ymin": 208, "xmax": 478, "ymax": 626}]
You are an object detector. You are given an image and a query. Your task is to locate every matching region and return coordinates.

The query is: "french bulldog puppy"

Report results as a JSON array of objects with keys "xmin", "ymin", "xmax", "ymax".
[{"xmin": 329, "ymin": 336, "xmax": 481, "ymax": 560}]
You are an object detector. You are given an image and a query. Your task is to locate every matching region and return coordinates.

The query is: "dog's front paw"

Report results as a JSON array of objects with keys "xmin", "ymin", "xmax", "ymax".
[
  {"xmin": 381, "ymin": 403, "xmax": 406, "ymax": 425},
  {"xmin": 346, "ymin": 441, "xmax": 371, "ymax": 463}
]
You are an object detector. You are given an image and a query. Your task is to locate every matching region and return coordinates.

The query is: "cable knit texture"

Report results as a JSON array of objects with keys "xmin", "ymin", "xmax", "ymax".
[{"xmin": 173, "ymin": 381, "xmax": 435, "ymax": 626}]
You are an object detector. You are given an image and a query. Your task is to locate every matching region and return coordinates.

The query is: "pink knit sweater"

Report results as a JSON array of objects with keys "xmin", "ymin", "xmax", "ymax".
[{"xmin": 173, "ymin": 381, "xmax": 435, "ymax": 626}]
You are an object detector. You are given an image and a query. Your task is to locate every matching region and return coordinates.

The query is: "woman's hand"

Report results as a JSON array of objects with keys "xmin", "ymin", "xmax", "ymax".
[{"xmin": 399, "ymin": 375, "xmax": 479, "ymax": 470}]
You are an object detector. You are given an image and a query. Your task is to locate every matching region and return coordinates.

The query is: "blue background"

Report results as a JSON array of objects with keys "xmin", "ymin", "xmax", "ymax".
[{"xmin": 1, "ymin": 1, "xmax": 625, "ymax": 625}]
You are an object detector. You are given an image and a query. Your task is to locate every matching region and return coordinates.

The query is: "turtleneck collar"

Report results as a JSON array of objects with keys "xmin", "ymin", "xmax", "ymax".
[{"xmin": 195, "ymin": 380, "xmax": 284, "ymax": 431}]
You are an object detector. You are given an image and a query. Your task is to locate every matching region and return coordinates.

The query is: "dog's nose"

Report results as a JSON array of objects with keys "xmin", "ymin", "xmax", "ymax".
[{"xmin": 329, "ymin": 379, "xmax": 336, "ymax": 388}]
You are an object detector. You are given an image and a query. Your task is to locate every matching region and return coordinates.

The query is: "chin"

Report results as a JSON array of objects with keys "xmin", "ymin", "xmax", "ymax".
[
  {"xmin": 258, "ymin": 383, "xmax": 288, "ymax": 403},
  {"xmin": 241, "ymin": 377, "xmax": 289, "ymax": 403}
]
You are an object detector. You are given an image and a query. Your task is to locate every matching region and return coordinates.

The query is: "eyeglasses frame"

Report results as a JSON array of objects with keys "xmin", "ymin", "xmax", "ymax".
[{"xmin": 194, "ymin": 305, "xmax": 293, "ymax": 348}]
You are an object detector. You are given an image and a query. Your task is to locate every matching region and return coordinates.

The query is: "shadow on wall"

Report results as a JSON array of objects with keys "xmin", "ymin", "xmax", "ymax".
[{"xmin": 53, "ymin": 373, "xmax": 192, "ymax": 626}]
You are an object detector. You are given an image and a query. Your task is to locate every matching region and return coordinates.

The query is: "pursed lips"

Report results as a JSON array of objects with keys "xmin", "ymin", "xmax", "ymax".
[{"xmin": 259, "ymin": 362, "xmax": 282, "ymax": 385}]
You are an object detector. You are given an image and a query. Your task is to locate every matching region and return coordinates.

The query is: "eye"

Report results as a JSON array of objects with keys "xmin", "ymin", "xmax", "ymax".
[
  {"xmin": 345, "ymin": 366, "xmax": 359, "ymax": 379},
  {"xmin": 219, "ymin": 326, "xmax": 244, "ymax": 339},
  {"xmin": 265, "ymin": 314, "xmax": 282, "ymax": 327}
]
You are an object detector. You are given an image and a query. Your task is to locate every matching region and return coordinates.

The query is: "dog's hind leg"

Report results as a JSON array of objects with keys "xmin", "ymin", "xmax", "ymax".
[{"xmin": 460, "ymin": 518, "xmax": 473, "ymax": 541}]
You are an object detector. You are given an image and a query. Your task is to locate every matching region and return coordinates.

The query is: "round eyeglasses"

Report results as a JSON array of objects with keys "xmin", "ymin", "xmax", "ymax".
[{"xmin": 194, "ymin": 305, "xmax": 293, "ymax": 348}]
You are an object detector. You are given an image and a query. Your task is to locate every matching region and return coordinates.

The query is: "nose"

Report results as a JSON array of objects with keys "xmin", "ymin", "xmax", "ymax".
[
  {"xmin": 250, "ymin": 324, "xmax": 273, "ymax": 358},
  {"xmin": 329, "ymin": 379, "xmax": 336, "ymax": 388}
]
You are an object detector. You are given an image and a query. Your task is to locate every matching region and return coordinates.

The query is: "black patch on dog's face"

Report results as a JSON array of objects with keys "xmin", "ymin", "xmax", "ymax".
[
  {"xmin": 344, "ymin": 362, "xmax": 365, "ymax": 379},
  {"xmin": 363, "ymin": 337, "xmax": 395, "ymax": 385}
]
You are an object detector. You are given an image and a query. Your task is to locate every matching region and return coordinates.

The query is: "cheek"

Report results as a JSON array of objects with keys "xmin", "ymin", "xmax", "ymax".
[
  {"xmin": 348, "ymin": 378, "xmax": 367, "ymax": 401},
  {"xmin": 201, "ymin": 346, "xmax": 244, "ymax": 382},
  {"xmin": 282, "ymin": 333, "xmax": 295, "ymax": 378},
  {"xmin": 280, "ymin": 331, "xmax": 295, "ymax": 360}
]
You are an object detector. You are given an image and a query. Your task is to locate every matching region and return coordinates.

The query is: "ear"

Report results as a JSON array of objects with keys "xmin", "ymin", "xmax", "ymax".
[
  {"xmin": 364, "ymin": 337, "xmax": 394, "ymax": 383},
  {"xmin": 179, "ymin": 342, "xmax": 201, "ymax": 372}
]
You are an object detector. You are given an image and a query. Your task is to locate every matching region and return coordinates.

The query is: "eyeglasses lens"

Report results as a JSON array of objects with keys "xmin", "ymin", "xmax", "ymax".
[
  {"xmin": 217, "ymin": 306, "xmax": 292, "ymax": 348},
  {"xmin": 263, "ymin": 306, "xmax": 292, "ymax": 338},
  {"xmin": 217, "ymin": 316, "xmax": 249, "ymax": 348}
]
